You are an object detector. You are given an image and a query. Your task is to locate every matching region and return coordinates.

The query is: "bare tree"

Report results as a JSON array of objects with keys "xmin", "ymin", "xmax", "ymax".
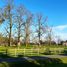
[
  {"xmin": 25, "ymin": 12, "xmax": 33, "ymax": 47},
  {"xmin": 37, "ymin": 14, "xmax": 42, "ymax": 45},
  {"xmin": 15, "ymin": 5, "xmax": 26, "ymax": 46},
  {"xmin": 55, "ymin": 35, "xmax": 61, "ymax": 45},
  {"xmin": 36, "ymin": 13, "xmax": 48, "ymax": 46},
  {"xmin": 0, "ymin": 8, "xmax": 5, "ymax": 24},
  {"xmin": 46, "ymin": 27, "xmax": 53, "ymax": 45},
  {"xmin": 3, "ymin": 0, "xmax": 14, "ymax": 46}
]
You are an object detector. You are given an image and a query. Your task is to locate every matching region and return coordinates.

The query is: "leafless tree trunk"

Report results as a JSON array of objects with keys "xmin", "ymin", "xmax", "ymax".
[
  {"xmin": 0, "ymin": 8, "xmax": 5, "ymax": 24},
  {"xmin": 36, "ymin": 14, "xmax": 48, "ymax": 46},
  {"xmin": 36, "ymin": 14, "xmax": 42, "ymax": 46},
  {"xmin": 9, "ymin": 14, "xmax": 12, "ymax": 46},
  {"xmin": 36, "ymin": 14, "xmax": 44, "ymax": 46},
  {"xmin": 15, "ymin": 5, "xmax": 26, "ymax": 46},
  {"xmin": 25, "ymin": 13, "xmax": 33, "ymax": 47},
  {"xmin": 47, "ymin": 27, "xmax": 53, "ymax": 45},
  {"xmin": 3, "ymin": 0, "xmax": 14, "ymax": 46}
]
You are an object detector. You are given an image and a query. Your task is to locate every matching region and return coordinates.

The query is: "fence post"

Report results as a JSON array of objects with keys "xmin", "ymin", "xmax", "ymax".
[
  {"xmin": 38, "ymin": 48, "xmax": 39, "ymax": 56},
  {"xmin": 18, "ymin": 47, "xmax": 19, "ymax": 51},
  {"xmin": 15, "ymin": 48, "xmax": 16, "ymax": 57},
  {"xmin": 24, "ymin": 48, "xmax": 25, "ymax": 56},
  {"xmin": 6, "ymin": 48, "xmax": 8, "ymax": 55},
  {"xmin": 31, "ymin": 48, "xmax": 33, "ymax": 56}
]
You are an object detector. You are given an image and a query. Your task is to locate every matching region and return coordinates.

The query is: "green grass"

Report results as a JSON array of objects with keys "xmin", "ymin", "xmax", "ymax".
[
  {"xmin": 0, "ymin": 45, "xmax": 67, "ymax": 67},
  {"xmin": 0, "ymin": 45, "xmax": 67, "ymax": 57}
]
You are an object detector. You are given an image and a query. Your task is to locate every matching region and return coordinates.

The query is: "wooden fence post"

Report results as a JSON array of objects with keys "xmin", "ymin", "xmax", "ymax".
[
  {"xmin": 15, "ymin": 48, "xmax": 16, "ymax": 57},
  {"xmin": 24, "ymin": 48, "xmax": 25, "ymax": 56},
  {"xmin": 31, "ymin": 48, "xmax": 33, "ymax": 56},
  {"xmin": 38, "ymin": 48, "xmax": 39, "ymax": 56}
]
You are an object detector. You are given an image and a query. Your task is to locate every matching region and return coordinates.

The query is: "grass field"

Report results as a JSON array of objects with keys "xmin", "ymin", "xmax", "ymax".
[
  {"xmin": 0, "ymin": 45, "xmax": 67, "ymax": 67},
  {"xmin": 0, "ymin": 45, "xmax": 67, "ymax": 56}
]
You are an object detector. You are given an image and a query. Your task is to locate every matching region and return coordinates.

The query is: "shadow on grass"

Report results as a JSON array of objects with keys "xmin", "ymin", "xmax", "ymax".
[
  {"xmin": 0, "ymin": 53, "xmax": 11, "ymax": 58},
  {"xmin": 63, "ymin": 48, "xmax": 67, "ymax": 56},
  {"xmin": 0, "ymin": 53, "xmax": 67, "ymax": 67},
  {"xmin": 59, "ymin": 48, "xmax": 67, "ymax": 56}
]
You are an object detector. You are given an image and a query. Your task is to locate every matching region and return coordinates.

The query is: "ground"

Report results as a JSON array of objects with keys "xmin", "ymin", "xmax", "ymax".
[{"xmin": 0, "ymin": 45, "xmax": 67, "ymax": 67}]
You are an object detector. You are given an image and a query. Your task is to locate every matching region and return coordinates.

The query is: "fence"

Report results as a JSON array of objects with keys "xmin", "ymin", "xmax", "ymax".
[
  {"xmin": 8, "ymin": 48, "xmax": 44, "ymax": 57},
  {"xmin": 0, "ymin": 47, "xmax": 66, "ymax": 57}
]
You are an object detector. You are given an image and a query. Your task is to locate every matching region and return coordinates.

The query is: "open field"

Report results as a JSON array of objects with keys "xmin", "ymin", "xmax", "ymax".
[{"xmin": 0, "ymin": 45, "xmax": 67, "ymax": 67}]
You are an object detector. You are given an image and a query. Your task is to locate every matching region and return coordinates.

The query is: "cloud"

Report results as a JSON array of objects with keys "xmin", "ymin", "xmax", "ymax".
[
  {"xmin": 55, "ymin": 32, "xmax": 67, "ymax": 40},
  {"xmin": 52, "ymin": 25, "xmax": 67, "ymax": 41},
  {"xmin": 53, "ymin": 25, "xmax": 67, "ymax": 31}
]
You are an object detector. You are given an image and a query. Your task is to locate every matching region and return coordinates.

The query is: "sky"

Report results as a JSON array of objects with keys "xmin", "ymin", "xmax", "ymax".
[
  {"xmin": 15, "ymin": 0, "xmax": 67, "ymax": 41},
  {"xmin": 0, "ymin": 0, "xmax": 67, "ymax": 41}
]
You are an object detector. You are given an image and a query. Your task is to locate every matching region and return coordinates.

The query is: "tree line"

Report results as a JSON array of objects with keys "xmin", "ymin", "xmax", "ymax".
[{"xmin": 0, "ymin": 0, "xmax": 55, "ymax": 47}]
